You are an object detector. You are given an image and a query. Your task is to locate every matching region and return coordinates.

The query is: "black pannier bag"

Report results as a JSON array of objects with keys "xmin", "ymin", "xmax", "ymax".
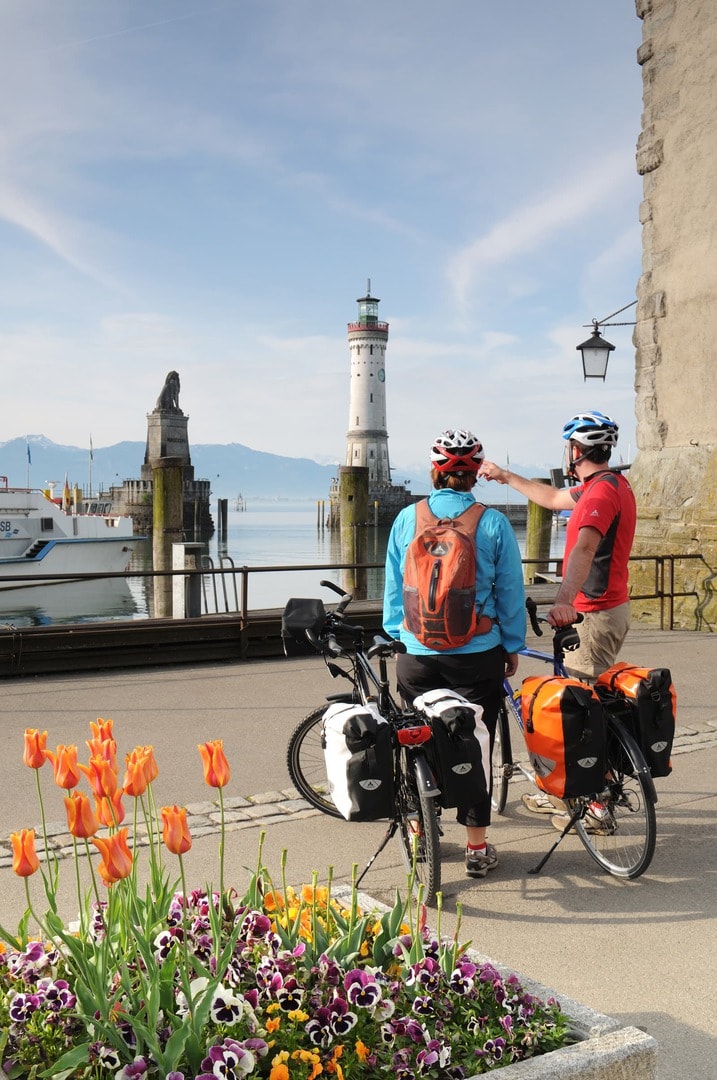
[
  {"xmin": 595, "ymin": 663, "xmax": 676, "ymax": 778},
  {"xmin": 281, "ymin": 598, "xmax": 326, "ymax": 656},
  {"xmin": 322, "ymin": 702, "xmax": 395, "ymax": 821},
  {"xmin": 413, "ymin": 689, "xmax": 489, "ymax": 809}
]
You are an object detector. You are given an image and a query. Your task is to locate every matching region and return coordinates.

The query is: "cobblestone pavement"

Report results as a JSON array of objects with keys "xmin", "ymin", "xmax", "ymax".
[{"xmin": 3, "ymin": 720, "xmax": 715, "ymax": 869}]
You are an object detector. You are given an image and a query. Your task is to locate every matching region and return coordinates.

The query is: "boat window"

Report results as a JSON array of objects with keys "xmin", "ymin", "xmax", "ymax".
[{"xmin": 40, "ymin": 518, "xmax": 54, "ymax": 532}]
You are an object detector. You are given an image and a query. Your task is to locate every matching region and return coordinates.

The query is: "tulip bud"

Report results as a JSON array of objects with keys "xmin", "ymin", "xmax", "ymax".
[
  {"xmin": 11, "ymin": 829, "xmax": 40, "ymax": 877},
  {"xmin": 161, "ymin": 805, "xmax": 192, "ymax": 855},
  {"xmin": 23, "ymin": 729, "xmax": 48, "ymax": 770},
  {"xmin": 65, "ymin": 791, "xmax": 100, "ymax": 839},
  {"xmin": 198, "ymin": 740, "xmax": 231, "ymax": 788},
  {"xmin": 92, "ymin": 828, "xmax": 133, "ymax": 885}
]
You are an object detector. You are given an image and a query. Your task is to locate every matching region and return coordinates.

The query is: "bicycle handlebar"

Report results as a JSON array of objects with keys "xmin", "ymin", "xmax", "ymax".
[
  {"xmin": 525, "ymin": 596, "xmax": 583, "ymax": 653},
  {"xmin": 319, "ymin": 578, "xmax": 353, "ymax": 614}
]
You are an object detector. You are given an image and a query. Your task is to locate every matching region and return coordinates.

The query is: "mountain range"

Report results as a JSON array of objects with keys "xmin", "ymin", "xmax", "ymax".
[{"xmin": 2, "ymin": 435, "xmax": 540, "ymax": 502}]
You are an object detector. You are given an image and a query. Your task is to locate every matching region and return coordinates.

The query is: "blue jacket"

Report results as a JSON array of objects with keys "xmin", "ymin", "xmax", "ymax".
[{"xmin": 383, "ymin": 488, "xmax": 526, "ymax": 656}]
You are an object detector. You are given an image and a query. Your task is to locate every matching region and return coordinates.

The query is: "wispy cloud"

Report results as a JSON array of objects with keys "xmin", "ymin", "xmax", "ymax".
[
  {"xmin": 446, "ymin": 151, "xmax": 636, "ymax": 309},
  {"xmin": 0, "ymin": 180, "xmax": 124, "ymax": 291}
]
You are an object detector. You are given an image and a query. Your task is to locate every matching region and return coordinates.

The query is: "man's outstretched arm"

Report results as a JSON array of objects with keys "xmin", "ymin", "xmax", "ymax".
[{"xmin": 479, "ymin": 461, "xmax": 574, "ymax": 511}]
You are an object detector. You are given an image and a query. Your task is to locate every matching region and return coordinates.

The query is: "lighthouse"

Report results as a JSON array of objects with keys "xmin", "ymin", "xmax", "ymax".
[
  {"xmin": 345, "ymin": 280, "xmax": 392, "ymax": 487},
  {"xmin": 327, "ymin": 282, "xmax": 415, "ymax": 530}
]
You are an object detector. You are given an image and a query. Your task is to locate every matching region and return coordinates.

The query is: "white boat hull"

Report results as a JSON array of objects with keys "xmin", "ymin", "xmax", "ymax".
[{"xmin": 0, "ymin": 484, "xmax": 140, "ymax": 590}]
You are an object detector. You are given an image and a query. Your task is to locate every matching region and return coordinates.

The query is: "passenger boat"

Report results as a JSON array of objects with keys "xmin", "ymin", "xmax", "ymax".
[{"xmin": 0, "ymin": 477, "xmax": 139, "ymax": 589}]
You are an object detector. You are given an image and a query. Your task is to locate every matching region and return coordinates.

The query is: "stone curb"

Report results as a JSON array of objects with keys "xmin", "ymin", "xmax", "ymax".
[{"xmin": 2, "ymin": 727, "xmax": 714, "ymax": 869}]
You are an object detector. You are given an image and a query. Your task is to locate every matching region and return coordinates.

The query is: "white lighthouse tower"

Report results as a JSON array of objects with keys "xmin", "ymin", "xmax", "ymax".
[{"xmin": 345, "ymin": 280, "xmax": 392, "ymax": 487}]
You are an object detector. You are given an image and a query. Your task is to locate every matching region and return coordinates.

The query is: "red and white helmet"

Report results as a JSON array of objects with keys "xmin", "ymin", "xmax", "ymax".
[{"xmin": 430, "ymin": 429, "xmax": 485, "ymax": 473}]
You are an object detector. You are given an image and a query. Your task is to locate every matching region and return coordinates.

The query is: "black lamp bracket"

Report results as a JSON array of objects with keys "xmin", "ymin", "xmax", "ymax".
[{"xmin": 583, "ymin": 300, "xmax": 637, "ymax": 331}]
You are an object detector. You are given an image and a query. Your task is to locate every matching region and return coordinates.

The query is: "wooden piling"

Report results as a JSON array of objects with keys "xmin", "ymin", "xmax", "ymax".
[
  {"xmin": 524, "ymin": 478, "xmax": 553, "ymax": 584},
  {"xmin": 339, "ymin": 466, "xmax": 369, "ymax": 599},
  {"xmin": 152, "ymin": 458, "xmax": 184, "ymax": 617}
]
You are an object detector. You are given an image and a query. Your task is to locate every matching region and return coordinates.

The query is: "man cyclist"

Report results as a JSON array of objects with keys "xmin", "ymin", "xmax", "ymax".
[
  {"xmin": 383, "ymin": 429, "xmax": 526, "ymax": 878},
  {"xmin": 480, "ymin": 411, "xmax": 636, "ymax": 818}
]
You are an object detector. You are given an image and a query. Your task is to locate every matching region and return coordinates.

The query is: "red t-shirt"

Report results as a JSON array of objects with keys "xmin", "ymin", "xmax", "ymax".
[{"xmin": 564, "ymin": 471, "xmax": 636, "ymax": 611}]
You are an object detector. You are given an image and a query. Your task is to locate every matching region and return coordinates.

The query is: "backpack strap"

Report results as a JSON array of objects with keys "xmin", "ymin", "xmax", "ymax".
[{"xmin": 414, "ymin": 499, "xmax": 486, "ymax": 536}]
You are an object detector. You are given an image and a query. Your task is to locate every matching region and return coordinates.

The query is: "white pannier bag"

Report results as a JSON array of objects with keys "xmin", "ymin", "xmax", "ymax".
[
  {"xmin": 413, "ymin": 688, "xmax": 490, "ymax": 809},
  {"xmin": 322, "ymin": 701, "xmax": 395, "ymax": 821}
]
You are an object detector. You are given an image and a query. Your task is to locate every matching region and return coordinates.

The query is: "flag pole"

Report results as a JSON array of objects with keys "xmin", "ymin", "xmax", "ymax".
[
  {"xmin": 89, "ymin": 435, "xmax": 94, "ymax": 498},
  {"xmin": 26, "ymin": 437, "xmax": 31, "ymax": 489}
]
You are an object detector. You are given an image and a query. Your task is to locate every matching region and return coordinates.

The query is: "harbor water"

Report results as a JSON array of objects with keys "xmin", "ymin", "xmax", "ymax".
[{"xmin": 0, "ymin": 501, "xmax": 566, "ymax": 626}]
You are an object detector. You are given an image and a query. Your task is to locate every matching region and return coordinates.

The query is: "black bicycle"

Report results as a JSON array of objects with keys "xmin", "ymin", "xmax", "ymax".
[
  {"xmin": 492, "ymin": 598, "xmax": 658, "ymax": 879},
  {"xmin": 283, "ymin": 580, "xmax": 443, "ymax": 904}
]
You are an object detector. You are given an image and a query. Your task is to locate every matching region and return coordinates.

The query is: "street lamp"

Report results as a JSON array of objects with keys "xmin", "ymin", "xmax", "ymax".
[
  {"xmin": 576, "ymin": 322, "xmax": 615, "ymax": 380},
  {"xmin": 576, "ymin": 300, "xmax": 637, "ymax": 381}
]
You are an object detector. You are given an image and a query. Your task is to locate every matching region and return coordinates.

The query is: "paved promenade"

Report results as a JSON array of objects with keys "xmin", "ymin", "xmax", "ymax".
[{"xmin": 0, "ymin": 626, "xmax": 715, "ymax": 1078}]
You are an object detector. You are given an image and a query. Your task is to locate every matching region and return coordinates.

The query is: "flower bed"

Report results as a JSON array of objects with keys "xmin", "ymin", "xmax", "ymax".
[{"xmin": 1, "ymin": 721, "xmax": 591, "ymax": 1078}]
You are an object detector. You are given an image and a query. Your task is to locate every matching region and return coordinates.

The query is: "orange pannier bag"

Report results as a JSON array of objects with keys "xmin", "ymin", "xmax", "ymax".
[
  {"xmin": 521, "ymin": 676, "xmax": 606, "ymax": 799},
  {"xmin": 595, "ymin": 663, "xmax": 676, "ymax": 778}
]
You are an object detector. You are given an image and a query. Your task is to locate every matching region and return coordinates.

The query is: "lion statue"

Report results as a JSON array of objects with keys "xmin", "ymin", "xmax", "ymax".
[{"xmin": 154, "ymin": 370, "xmax": 181, "ymax": 413}]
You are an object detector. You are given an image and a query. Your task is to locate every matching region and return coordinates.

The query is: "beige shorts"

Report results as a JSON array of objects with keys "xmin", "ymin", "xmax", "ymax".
[{"xmin": 565, "ymin": 603, "xmax": 631, "ymax": 681}]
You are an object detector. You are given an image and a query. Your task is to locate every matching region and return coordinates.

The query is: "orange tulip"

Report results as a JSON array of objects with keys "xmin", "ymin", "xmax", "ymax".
[
  {"xmin": 161, "ymin": 805, "xmax": 192, "ymax": 855},
  {"xmin": 92, "ymin": 828, "xmax": 133, "ymax": 885},
  {"xmin": 11, "ymin": 829, "xmax": 40, "ymax": 877},
  {"xmin": 95, "ymin": 789, "xmax": 126, "ymax": 828},
  {"xmin": 89, "ymin": 718, "xmax": 114, "ymax": 742},
  {"xmin": 80, "ymin": 755, "xmax": 118, "ymax": 800},
  {"xmin": 122, "ymin": 749, "xmax": 150, "ymax": 798},
  {"xmin": 198, "ymin": 740, "xmax": 231, "ymax": 788},
  {"xmin": 46, "ymin": 745, "xmax": 82, "ymax": 790},
  {"xmin": 64, "ymin": 791, "xmax": 100, "ymax": 839},
  {"xmin": 23, "ymin": 728, "xmax": 48, "ymax": 770},
  {"xmin": 86, "ymin": 736, "xmax": 118, "ymax": 772},
  {"xmin": 141, "ymin": 746, "xmax": 159, "ymax": 784}
]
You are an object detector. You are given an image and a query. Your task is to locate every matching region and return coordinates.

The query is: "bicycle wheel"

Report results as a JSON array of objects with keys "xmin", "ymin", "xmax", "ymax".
[
  {"xmin": 571, "ymin": 719, "xmax": 656, "ymax": 879},
  {"xmin": 286, "ymin": 705, "xmax": 343, "ymax": 818},
  {"xmin": 491, "ymin": 701, "xmax": 513, "ymax": 815},
  {"xmin": 396, "ymin": 751, "xmax": 442, "ymax": 905}
]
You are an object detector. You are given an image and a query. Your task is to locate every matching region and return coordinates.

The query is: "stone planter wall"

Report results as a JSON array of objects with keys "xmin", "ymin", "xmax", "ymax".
[{"xmin": 462, "ymin": 947, "xmax": 656, "ymax": 1079}]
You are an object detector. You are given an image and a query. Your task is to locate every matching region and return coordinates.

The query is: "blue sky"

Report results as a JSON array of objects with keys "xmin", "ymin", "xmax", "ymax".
[{"xmin": 1, "ymin": 1, "xmax": 643, "ymax": 477}]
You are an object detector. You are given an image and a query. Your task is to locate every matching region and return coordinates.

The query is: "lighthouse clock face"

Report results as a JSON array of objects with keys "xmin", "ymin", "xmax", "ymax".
[{"xmin": 377, "ymin": 368, "xmax": 385, "ymax": 382}]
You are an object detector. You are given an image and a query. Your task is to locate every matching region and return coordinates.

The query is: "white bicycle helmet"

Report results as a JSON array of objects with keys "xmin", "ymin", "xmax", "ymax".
[
  {"xmin": 430, "ymin": 429, "xmax": 485, "ymax": 473},
  {"xmin": 562, "ymin": 411, "xmax": 619, "ymax": 448}
]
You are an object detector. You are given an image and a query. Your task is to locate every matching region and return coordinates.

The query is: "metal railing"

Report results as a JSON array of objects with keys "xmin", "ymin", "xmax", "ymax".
[
  {"xmin": 196, "ymin": 551, "xmax": 707, "ymax": 631},
  {"xmin": 627, "ymin": 552, "xmax": 706, "ymax": 631},
  {"xmin": 0, "ymin": 552, "xmax": 708, "ymax": 632}
]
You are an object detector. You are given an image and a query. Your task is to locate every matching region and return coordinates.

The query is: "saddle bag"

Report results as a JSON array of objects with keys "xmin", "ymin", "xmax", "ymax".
[
  {"xmin": 413, "ymin": 688, "xmax": 489, "ymax": 809},
  {"xmin": 322, "ymin": 702, "xmax": 395, "ymax": 821},
  {"xmin": 521, "ymin": 676, "xmax": 606, "ymax": 799},
  {"xmin": 595, "ymin": 663, "xmax": 676, "ymax": 778}
]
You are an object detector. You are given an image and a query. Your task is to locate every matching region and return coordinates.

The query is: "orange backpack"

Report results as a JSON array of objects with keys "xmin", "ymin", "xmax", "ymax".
[
  {"xmin": 402, "ymin": 500, "xmax": 489, "ymax": 650},
  {"xmin": 521, "ymin": 675, "xmax": 606, "ymax": 798}
]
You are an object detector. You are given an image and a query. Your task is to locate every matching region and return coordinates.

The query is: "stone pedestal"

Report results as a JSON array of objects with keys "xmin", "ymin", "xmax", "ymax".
[{"xmin": 142, "ymin": 412, "xmax": 193, "ymax": 478}]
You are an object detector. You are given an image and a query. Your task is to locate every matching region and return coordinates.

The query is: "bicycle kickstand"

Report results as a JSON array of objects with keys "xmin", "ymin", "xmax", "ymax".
[
  {"xmin": 355, "ymin": 820, "xmax": 398, "ymax": 890},
  {"xmin": 527, "ymin": 804, "xmax": 583, "ymax": 875}
]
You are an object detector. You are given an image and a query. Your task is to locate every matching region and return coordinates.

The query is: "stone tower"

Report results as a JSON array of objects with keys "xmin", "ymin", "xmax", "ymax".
[
  {"xmin": 345, "ymin": 281, "xmax": 392, "ymax": 487},
  {"xmin": 630, "ymin": 0, "xmax": 717, "ymax": 628}
]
